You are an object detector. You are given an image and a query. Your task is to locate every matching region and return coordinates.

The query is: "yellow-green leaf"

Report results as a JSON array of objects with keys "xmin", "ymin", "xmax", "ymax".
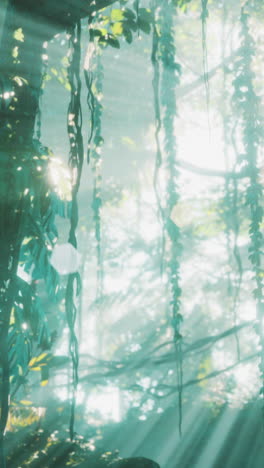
[
  {"xmin": 13, "ymin": 28, "xmax": 24, "ymax": 42},
  {"xmin": 111, "ymin": 9, "xmax": 124, "ymax": 22},
  {"xmin": 29, "ymin": 352, "xmax": 49, "ymax": 368},
  {"xmin": 197, "ymin": 357, "xmax": 212, "ymax": 387},
  {"xmin": 111, "ymin": 22, "xmax": 123, "ymax": 36},
  {"xmin": 41, "ymin": 380, "xmax": 48, "ymax": 387},
  {"xmin": 12, "ymin": 47, "xmax": 19, "ymax": 58},
  {"xmin": 9, "ymin": 307, "xmax": 15, "ymax": 325},
  {"xmin": 13, "ymin": 76, "xmax": 28, "ymax": 86},
  {"xmin": 121, "ymin": 136, "xmax": 136, "ymax": 147},
  {"xmin": 22, "ymin": 237, "xmax": 32, "ymax": 245}
]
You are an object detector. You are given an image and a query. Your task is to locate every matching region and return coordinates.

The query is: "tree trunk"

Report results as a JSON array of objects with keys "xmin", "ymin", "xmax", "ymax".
[
  {"xmin": 0, "ymin": 2, "xmax": 45, "ymax": 148},
  {"xmin": 0, "ymin": 0, "xmax": 117, "ymax": 149},
  {"xmin": 0, "ymin": 1, "xmax": 118, "ymax": 466}
]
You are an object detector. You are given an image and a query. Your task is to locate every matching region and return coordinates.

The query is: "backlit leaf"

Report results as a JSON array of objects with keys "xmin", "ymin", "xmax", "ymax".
[
  {"xmin": 13, "ymin": 28, "xmax": 24, "ymax": 42},
  {"xmin": 111, "ymin": 22, "xmax": 123, "ymax": 36},
  {"xmin": 111, "ymin": 9, "xmax": 124, "ymax": 22}
]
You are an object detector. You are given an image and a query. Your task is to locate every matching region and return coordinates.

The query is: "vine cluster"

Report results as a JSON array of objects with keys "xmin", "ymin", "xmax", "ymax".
[
  {"xmin": 232, "ymin": 6, "xmax": 264, "ymax": 400},
  {"xmin": 152, "ymin": 0, "xmax": 183, "ymax": 433}
]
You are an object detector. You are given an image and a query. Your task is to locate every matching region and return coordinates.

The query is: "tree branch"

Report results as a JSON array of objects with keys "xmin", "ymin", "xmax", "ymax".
[
  {"xmin": 77, "ymin": 321, "xmax": 252, "ymax": 383},
  {"xmin": 177, "ymin": 49, "xmax": 238, "ymax": 99},
  {"xmin": 176, "ymin": 158, "xmax": 249, "ymax": 179},
  {"xmin": 145, "ymin": 352, "xmax": 259, "ymax": 399},
  {"xmin": 12, "ymin": 0, "xmax": 119, "ymax": 39}
]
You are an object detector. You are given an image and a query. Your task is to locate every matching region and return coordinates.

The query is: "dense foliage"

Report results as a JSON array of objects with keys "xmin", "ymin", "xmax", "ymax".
[{"xmin": 0, "ymin": 0, "xmax": 263, "ymax": 466}]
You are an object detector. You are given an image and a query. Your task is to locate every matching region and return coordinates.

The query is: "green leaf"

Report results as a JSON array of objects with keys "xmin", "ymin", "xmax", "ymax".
[
  {"xmin": 138, "ymin": 8, "xmax": 153, "ymax": 23},
  {"xmin": 138, "ymin": 19, "xmax": 151, "ymax": 34},
  {"xmin": 90, "ymin": 29, "xmax": 103, "ymax": 38},
  {"xmin": 126, "ymin": 19, "xmax": 137, "ymax": 32},
  {"xmin": 105, "ymin": 35, "xmax": 120, "ymax": 49},
  {"xmin": 111, "ymin": 9, "xmax": 125, "ymax": 22},
  {"xmin": 41, "ymin": 365, "xmax": 49, "ymax": 385},
  {"xmin": 124, "ymin": 8, "xmax": 136, "ymax": 21},
  {"xmin": 123, "ymin": 27, "xmax": 133, "ymax": 44},
  {"xmin": 111, "ymin": 22, "xmax": 123, "ymax": 36}
]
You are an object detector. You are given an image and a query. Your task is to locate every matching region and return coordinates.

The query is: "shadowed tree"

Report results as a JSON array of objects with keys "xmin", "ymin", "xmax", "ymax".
[{"xmin": 0, "ymin": 2, "xmax": 128, "ymax": 466}]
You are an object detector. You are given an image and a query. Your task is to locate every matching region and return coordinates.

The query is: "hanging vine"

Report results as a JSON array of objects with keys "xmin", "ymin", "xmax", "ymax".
[
  {"xmin": 84, "ymin": 34, "xmax": 104, "ymax": 301},
  {"xmin": 151, "ymin": 0, "xmax": 165, "ymax": 274},
  {"xmin": 85, "ymin": 16, "xmax": 105, "ymax": 306},
  {"xmin": 223, "ymin": 177, "xmax": 243, "ymax": 360},
  {"xmin": 220, "ymin": 1, "xmax": 242, "ymax": 361},
  {"xmin": 158, "ymin": 0, "xmax": 183, "ymax": 433},
  {"xmin": 232, "ymin": 5, "xmax": 264, "ymax": 404},
  {"xmin": 66, "ymin": 20, "xmax": 84, "ymax": 440},
  {"xmin": 90, "ymin": 52, "xmax": 104, "ymax": 300},
  {"xmin": 201, "ymin": 0, "xmax": 210, "ymax": 122}
]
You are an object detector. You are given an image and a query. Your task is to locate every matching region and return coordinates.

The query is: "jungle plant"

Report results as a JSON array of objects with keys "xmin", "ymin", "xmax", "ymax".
[{"xmin": 0, "ymin": 1, "xmax": 263, "ymax": 467}]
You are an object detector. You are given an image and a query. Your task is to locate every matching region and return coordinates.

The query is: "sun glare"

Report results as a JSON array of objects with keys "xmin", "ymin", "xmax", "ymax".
[{"xmin": 48, "ymin": 156, "xmax": 72, "ymax": 200}]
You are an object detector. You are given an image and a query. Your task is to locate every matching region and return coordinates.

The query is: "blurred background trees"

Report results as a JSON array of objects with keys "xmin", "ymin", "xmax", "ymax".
[{"xmin": 0, "ymin": 0, "xmax": 264, "ymax": 466}]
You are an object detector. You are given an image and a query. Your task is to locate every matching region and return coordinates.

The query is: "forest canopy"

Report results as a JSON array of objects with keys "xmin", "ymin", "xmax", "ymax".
[{"xmin": 0, "ymin": 0, "xmax": 264, "ymax": 467}]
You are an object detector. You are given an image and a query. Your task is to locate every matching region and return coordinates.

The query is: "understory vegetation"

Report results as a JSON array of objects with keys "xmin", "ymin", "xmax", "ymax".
[{"xmin": 0, "ymin": 0, "xmax": 264, "ymax": 467}]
